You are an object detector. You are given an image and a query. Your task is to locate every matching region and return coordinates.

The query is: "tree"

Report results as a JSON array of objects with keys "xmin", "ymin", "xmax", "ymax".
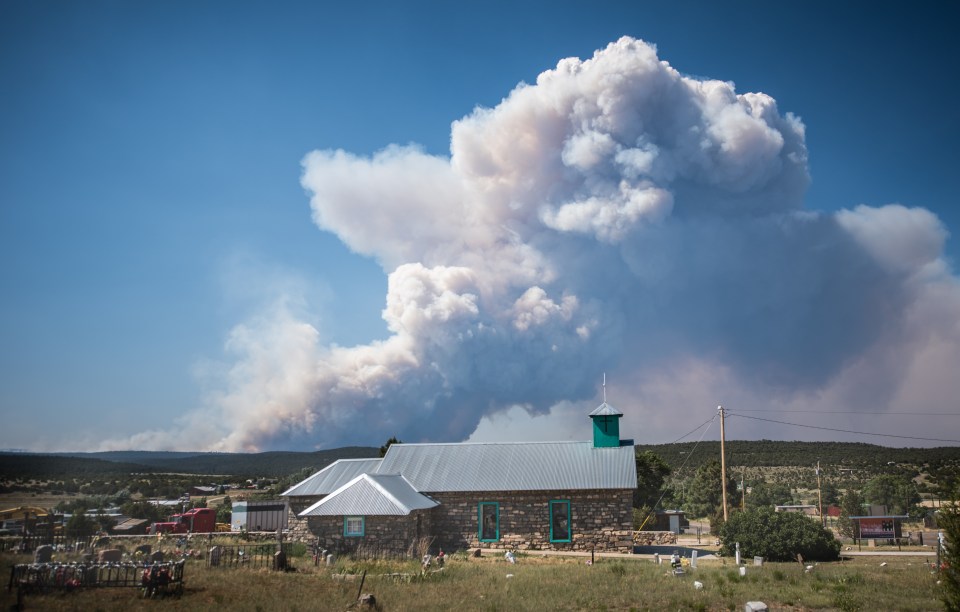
[
  {"xmin": 820, "ymin": 481, "xmax": 841, "ymax": 507},
  {"xmin": 938, "ymin": 488, "xmax": 960, "ymax": 610},
  {"xmin": 65, "ymin": 513, "xmax": 96, "ymax": 538},
  {"xmin": 863, "ymin": 475, "xmax": 920, "ymax": 515},
  {"xmin": 634, "ymin": 450, "xmax": 671, "ymax": 509},
  {"xmin": 747, "ymin": 481, "xmax": 794, "ymax": 510},
  {"xmin": 686, "ymin": 459, "xmax": 737, "ymax": 520},
  {"xmin": 121, "ymin": 500, "xmax": 164, "ymax": 524},
  {"xmin": 719, "ymin": 507, "xmax": 840, "ymax": 562},
  {"xmin": 837, "ymin": 489, "xmax": 864, "ymax": 538},
  {"xmin": 379, "ymin": 436, "xmax": 402, "ymax": 457},
  {"xmin": 217, "ymin": 495, "xmax": 233, "ymax": 524}
]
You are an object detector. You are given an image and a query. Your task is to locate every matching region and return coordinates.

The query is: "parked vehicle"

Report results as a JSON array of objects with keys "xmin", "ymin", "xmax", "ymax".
[{"xmin": 149, "ymin": 508, "xmax": 217, "ymax": 534}]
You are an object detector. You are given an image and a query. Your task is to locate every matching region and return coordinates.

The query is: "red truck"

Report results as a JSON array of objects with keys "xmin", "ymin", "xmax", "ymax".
[{"xmin": 150, "ymin": 508, "xmax": 217, "ymax": 534}]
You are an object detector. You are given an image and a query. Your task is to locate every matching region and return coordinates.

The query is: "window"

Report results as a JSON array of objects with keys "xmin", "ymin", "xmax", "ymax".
[
  {"xmin": 550, "ymin": 500, "xmax": 571, "ymax": 542},
  {"xmin": 478, "ymin": 502, "xmax": 499, "ymax": 542},
  {"xmin": 344, "ymin": 516, "xmax": 364, "ymax": 537}
]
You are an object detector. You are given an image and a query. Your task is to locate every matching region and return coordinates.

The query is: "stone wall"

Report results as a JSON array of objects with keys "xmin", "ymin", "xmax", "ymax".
[
  {"xmin": 632, "ymin": 531, "xmax": 678, "ymax": 545},
  {"xmin": 298, "ymin": 511, "xmax": 433, "ymax": 557},
  {"xmin": 285, "ymin": 496, "xmax": 319, "ymax": 544},
  {"xmin": 428, "ymin": 489, "xmax": 634, "ymax": 553},
  {"xmin": 285, "ymin": 488, "xmax": 635, "ymax": 555}
]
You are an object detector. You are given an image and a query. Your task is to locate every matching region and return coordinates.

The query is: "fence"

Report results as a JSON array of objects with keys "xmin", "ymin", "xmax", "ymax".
[
  {"xmin": 207, "ymin": 543, "xmax": 299, "ymax": 570},
  {"xmin": 0, "ymin": 534, "xmax": 96, "ymax": 554},
  {"xmin": 8, "ymin": 560, "xmax": 185, "ymax": 599}
]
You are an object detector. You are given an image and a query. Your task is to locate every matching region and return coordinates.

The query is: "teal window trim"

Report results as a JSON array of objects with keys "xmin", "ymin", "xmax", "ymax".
[
  {"xmin": 549, "ymin": 500, "xmax": 571, "ymax": 543},
  {"xmin": 478, "ymin": 502, "xmax": 500, "ymax": 542},
  {"xmin": 343, "ymin": 515, "xmax": 365, "ymax": 537}
]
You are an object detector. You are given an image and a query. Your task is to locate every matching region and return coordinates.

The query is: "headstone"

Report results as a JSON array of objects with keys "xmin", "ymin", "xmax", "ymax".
[
  {"xmin": 34, "ymin": 544, "xmax": 53, "ymax": 563},
  {"xmin": 151, "ymin": 550, "xmax": 165, "ymax": 563},
  {"xmin": 358, "ymin": 594, "xmax": 378, "ymax": 609},
  {"xmin": 135, "ymin": 544, "xmax": 152, "ymax": 556},
  {"xmin": 735, "ymin": 541, "xmax": 741, "ymax": 565},
  {"xmin": 690, "ymin": 550, "xmax": 698, "ymax": 568},
  {"xmin": 745, "ymin": 603, "xmax": 768, "ymax": 612},
  {"xmin": 739, "ymin": 566, "xmax": 747, "ymax": 577},
  {"xmin": 753, "ymin": 556, "xmax": 763, "ymax": 566},
  {"xmin": 209, "ymin": 546, "xmax": 221, "ymax": 567},
  {"xmin": 326, "ymin": 553, "xmax": 335, "ymax": 566},
  {"xmin": 473, "ymin": 548, "xmax": 482, "ymax": 558},
  {"xmin": 98, "ymin": 549, "xmax": 122, "ymax": 563},
  {"xmin": 274, "ymin": 550, "xmax": 287, "ymax": 571},
  {"xmin": 654, "ymin": 553, "xmax": 660, "ymax": 565}
]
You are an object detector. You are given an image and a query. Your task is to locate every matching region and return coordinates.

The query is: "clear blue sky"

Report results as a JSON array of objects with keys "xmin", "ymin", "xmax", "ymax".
[{"xmin": 1, "ymin": 1, "xmax": 957, "ymax": 451}]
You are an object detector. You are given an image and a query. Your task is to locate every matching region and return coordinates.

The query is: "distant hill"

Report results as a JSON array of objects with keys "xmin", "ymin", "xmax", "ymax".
[
  {"xmin": 0, "ymin": 446, "xmax": 380, "ymax": 479},
  {"xmin": 636, "ymin": 440, "xmax": 960, "ymax": 472}
]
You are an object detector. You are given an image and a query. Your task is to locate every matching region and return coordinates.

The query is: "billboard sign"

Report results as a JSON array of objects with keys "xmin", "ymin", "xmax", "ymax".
[{"xmin": 855, "ymin": 517, "xmax": 901, "ymax": 539}]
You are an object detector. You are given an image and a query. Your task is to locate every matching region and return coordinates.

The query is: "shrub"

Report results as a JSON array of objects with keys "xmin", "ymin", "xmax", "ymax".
[{"xmin": 718, "ymin": 507, "xmax": 840, "ymax": 562}]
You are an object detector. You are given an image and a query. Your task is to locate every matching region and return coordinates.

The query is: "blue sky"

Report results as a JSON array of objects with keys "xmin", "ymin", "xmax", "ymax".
[{"xmin": 1, "ymin": 1, "xmax": 958, "ymax": 452}]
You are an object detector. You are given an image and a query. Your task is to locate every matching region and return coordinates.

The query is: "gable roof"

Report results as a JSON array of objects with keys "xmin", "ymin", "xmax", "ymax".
[
  {"xmin": 281, "ymin": 458, "xmax": 382, "ymax": 496},
  {"xmin": 299, "ymin": 474, "xmax": 439, "ymax": 516},
  {"xmin": 589, "ymin": 402, "xmax": 622, "ymax": 417},
  {"xmin": 377, "ymin": 441, "xmax": 636, "ymax": 492}
]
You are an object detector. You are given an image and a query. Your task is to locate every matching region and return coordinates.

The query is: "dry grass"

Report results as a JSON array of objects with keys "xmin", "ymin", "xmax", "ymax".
[{"xmin": 1, "ymin": 549, "xmax": 944, "ymax": 611}]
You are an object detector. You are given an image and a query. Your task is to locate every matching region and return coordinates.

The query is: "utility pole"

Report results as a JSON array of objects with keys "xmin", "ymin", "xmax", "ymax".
[
  {"xmin": 816, "ymin": 461, "xmax": 824, "ymax": 527},
  {"xmin": 719, "ymin": 405, "xmax": 728, "ymax": 522}
]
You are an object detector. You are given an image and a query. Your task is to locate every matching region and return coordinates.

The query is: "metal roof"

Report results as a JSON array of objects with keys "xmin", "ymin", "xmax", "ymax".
[
  {"xmin": 299, "ymin": 474, "xmax": 439, "ymax": 517},
  {"xmin": 376, "ymin": 441, "xmax": 636, "ymax": 492},
  {"xmin": 281, "ymin": 458, "xmax": 382, "ymax": 496},
  {"xmin": 588, "ymin": 402, "xmax": 623, "ymax": 417}
]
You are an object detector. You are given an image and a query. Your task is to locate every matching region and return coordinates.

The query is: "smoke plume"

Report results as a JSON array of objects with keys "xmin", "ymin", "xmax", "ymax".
[{"xmin": 111, "ymin": 37, "xmax": 960, "ymax": 451}]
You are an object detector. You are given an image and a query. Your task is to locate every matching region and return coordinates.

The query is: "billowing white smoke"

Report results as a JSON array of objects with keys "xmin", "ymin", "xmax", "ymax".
[{"xmin": 112, "ymin": 37, "xmax": 959, "ymax": 451}]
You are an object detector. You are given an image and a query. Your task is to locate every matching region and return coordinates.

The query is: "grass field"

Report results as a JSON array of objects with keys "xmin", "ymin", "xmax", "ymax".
[{"xmin": 1, "ymin": 548, "xmax": 946, "ymax": 611}]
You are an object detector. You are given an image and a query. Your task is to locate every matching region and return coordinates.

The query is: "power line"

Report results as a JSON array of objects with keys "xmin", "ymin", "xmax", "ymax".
[
  {"xmin": 669, "ymin": 414, "xmax": 717, "ymax": 444},
  {"xmin": 730, "ymin": 409, "xmax": 959, "ymax": 416},
  {"xmin": 727, "ymin": 412, "xmax": 960, "ymax": 444}
]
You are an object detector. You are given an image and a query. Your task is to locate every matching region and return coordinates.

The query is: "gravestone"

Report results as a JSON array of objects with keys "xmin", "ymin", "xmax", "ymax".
[
  {"xmin": 135, "ymin": 544, "xmax": 152, "ymax": 557},
  {"xmin": 34, "ymin": 544, "xmax": 53, "ymax": 563},
  {"xmin": 274, "ymin": 550, "xmax": 287, "ymax": 571},
  {"xmin": 209, "ymin": 546, "xmax": 222, "ymax": 567},
  {"xmin": 150, "ymin": 550, "xmax": 165, "ymax": 563},
  {"xmin": 98, "ymin": 549, "xmax": 122, "ymax": 563}
]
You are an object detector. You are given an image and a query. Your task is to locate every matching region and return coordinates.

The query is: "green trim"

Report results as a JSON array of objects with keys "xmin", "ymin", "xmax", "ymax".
[
  {"xmin": 478, "ymin": 502, "xmax": 500, "ymax": 542},
  {"xmin": 343, "ymin": 515, "xmax": 365, "ymax": 537},
  {"xmin": 549, "ymin": 500, "xmax": 571, "ymax": 543}
]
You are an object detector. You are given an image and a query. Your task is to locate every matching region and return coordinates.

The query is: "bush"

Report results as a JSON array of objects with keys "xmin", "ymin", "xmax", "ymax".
[{"xmin": 718, "ymin": 507, "xmax": 840, "ymax": 562}]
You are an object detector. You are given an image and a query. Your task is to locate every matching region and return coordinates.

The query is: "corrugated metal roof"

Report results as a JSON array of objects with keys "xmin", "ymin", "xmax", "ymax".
[
  {"xmin": 299, "ymin": 474, "xmax": 439, "ymax": 516},
  {"xmin": 281, "ymin": 458, "xmax": 382, "ymax": 496},
  {"xmin": 376, "ymin": 441, "xmax": 636, "ymax": 492},
  {"xmin": 589, "ymin": 402, "xmax": 623, "ymax": 417}
]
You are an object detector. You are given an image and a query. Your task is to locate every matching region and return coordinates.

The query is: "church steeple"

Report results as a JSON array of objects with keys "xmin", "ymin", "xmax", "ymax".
[{"xmin": 589, "ymin": 374, "xmax": 623, "ymax": 448}]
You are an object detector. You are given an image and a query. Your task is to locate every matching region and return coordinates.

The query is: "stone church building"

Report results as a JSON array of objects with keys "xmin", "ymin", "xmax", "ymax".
[{"xmin": 282, "ymin": 402, "xmax": 637, "ymax": 555}]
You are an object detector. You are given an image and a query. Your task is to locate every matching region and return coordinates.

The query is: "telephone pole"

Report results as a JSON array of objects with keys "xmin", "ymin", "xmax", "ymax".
[{"xmin": 719, "ymin": 405, "xmax": 728, "ymax": 522}]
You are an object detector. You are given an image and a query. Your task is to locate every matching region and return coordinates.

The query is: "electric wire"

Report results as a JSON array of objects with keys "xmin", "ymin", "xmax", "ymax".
[
  {"xmin": 726, "ymin": 412, "xmax": 960, "ymax": 444},
  {"xmin": 729, "ymin": 409, "xmax": 959, "ymax": 416}
]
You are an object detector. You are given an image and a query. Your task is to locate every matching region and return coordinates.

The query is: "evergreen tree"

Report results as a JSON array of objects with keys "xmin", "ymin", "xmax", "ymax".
[
  {"xmin": 837, "ymin": 489, "xmax": 864, "ymax": 538},
  {"xmin": 938, "ymin": 488, "xmax": 960, "ymax": 610},
  {"xmin": 634, "ymin": 450, "xmax": 671, "ymax": 509},
  {"xmin": 686, "ymin": 459, "xmax": 737, "ymax": 521},
  {"xmin": 379, "ymin": 436, "xmax": 402, "ymax": 457}
]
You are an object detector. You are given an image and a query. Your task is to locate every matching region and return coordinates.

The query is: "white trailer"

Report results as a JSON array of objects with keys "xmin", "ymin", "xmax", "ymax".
[{"xmin": 231, "ymin": 500, "xmax": 288, "ymax": 532}]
